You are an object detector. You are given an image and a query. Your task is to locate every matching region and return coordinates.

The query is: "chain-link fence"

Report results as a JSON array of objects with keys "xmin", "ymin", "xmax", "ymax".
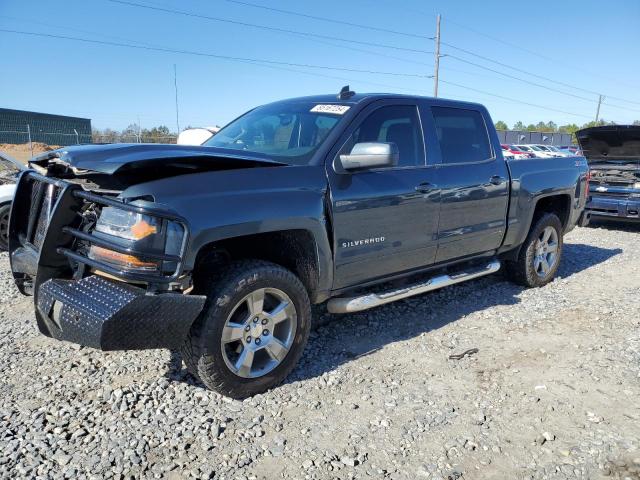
[
  {"xmin": 0, "ymin": 127, "xmax": 178, "ymax": 163},
  {"xmin": 0, "ymin": 129, "xmax": 178, "ymax": 146},
  {"xmin": 496, "ymin": 130, "xmax": 574, "ymax": 146}
]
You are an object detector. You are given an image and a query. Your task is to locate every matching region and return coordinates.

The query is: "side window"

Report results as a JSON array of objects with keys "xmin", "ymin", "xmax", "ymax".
[
  {"xmin": 351, "ymin": 105, "xmax": 425, "ymax": 167},
  {"xmin": 432, "ymin": 107, "xmax": 492, "ymax": 164}
]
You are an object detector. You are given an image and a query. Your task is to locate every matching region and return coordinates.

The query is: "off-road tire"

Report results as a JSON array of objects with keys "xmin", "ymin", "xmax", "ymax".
[
  {"xmin": 505, "ymin": 212, "xmax": 563, "ymax": 288},
  {"xmin": 0, "ymin": 203, "xmax": 11, "ymax": 251},
  {"xmin": 181, "ymin": 260, "xmax": 311, "ymax": 398}
]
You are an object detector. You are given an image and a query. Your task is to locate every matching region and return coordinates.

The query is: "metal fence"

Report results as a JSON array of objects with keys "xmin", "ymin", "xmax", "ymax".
[
  {"xmin": 497, "ymin": 130, "xmax": 574, "ymax": 146},
  {"xmin": 0, "ymin": 130, "xmax": 178, "ymax": 147},
  {"xmin": 0, "ymin": 127, "xmax": 573, "ymax": 152}
]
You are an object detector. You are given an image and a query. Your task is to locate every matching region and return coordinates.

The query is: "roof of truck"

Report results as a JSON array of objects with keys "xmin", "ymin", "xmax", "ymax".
[{"xmin": 267, "ymin": 92, "xmax": 485, "ymax": 109}]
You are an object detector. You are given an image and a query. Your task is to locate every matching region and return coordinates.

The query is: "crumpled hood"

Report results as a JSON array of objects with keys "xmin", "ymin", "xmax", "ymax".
[
  {"xmin": 29, "ymin": 143, "xmax": 284, "ymax": 175},
  {"xmin": 576, "ymin": 125, "xmax": 640, "ymax": 165}
]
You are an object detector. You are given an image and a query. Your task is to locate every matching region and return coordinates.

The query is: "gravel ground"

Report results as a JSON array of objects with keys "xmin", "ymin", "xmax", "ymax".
[{"xmin": 1, "ymin": 222, "xmax": 639, "ymax": 480}]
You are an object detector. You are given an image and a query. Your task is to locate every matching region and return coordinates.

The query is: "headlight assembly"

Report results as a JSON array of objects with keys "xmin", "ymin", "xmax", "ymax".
[{"xmin": 88, "ymin": 207, "xmax": 185, "ymax": 274}]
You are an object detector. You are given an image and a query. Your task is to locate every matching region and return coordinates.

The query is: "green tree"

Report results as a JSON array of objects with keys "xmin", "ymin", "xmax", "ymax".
[
  {"xmin": 558, "ymin": 123, "xmax": 580, "ymax": 134},
  {"xmin": 494, "ymin": 120, "xmax": 508, "ymax": 131},
  {"xmin": 512, "ymin": 121, "xmax": 525, "ymax": 131}
]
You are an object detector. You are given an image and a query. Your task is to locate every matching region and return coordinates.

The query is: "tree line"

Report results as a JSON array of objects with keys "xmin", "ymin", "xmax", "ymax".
[
  {"xmin": 91, "ymin": 124, "xmax": 177, "ymax": 143},
  {"xmin": 91, "ymin": 118, "xmax": 640, "ymax": 144},
  {"xmin": 494, "ymin": 119, "xmax": 640, "ymax": 134}
]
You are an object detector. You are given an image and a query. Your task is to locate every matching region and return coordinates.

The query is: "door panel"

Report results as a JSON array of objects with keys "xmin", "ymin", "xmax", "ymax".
[
  {"xmin": 327, "ymin": 101, "xmax": 441, "ymax": 290},
  {"xmin": 330, "ymin": 170, "xmax": 440, "ymax": 289},
  {"xmin": 434, "ymin": 161, "xmax": 509, "ymax": 262}
]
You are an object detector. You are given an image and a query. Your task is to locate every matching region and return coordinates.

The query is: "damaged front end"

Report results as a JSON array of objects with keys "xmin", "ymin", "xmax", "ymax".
[
  {"xmin": 577, "ymin": 125, "xmax": 640, "ymax": 220},
  {"xmin": 9, "ymin": 159, "xmax": 205, "ymax": 351}
]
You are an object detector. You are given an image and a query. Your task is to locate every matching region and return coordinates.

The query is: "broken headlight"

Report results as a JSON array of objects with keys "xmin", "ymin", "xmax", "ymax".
[{"xmin": 89, "ymin": 207, "xmax": 184, "ymax": 273}]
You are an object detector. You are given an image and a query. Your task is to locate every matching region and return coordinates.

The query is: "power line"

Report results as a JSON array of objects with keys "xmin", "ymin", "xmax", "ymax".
[
  {"xmin": 107, "ymin": 0, "xmax": 434, "ymax": 55},
  {"xmin": 109, "ymin": 0, "xmax": 640, "ymax": 110},
  {"xmin": 220, "ymin": 0, "xmax": 431, "ymax": 39},
  {"xmin": 439, "ymin": 79, "xmax": 594, "ymax": 120},
  {"xmin": 440, "ymin": 40, "xmax": 640, "ymax": 107},
  {"xmin": 0, "ymin": 28, "xmax": 610, "ymax": 123},
  {"xmin": 443, "ymin": 53, "xmax": 640, "ymax": 114},
  {"xmin": 0, "ymin": 28, "xmax": 432, "ymax": 78},
  {"xmin": 441, "ymin": 17, "xmax": 640, "ymax": 92},
  {"xmin": 381, "ymin": 0, "xmax": 640, "ymax": 92}
]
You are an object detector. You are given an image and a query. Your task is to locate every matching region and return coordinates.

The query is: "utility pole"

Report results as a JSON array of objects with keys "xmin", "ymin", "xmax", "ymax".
[
  {"xmin": 433, "ymin": 14, "xmax": 441, "ymax": 97},
  {"xmin": 174, "ymin": 64, "xmax": 181, "ymax": 134},
  {"xmin": 595, "ymin": 94, "xmax": 604, "ymax": 123}
]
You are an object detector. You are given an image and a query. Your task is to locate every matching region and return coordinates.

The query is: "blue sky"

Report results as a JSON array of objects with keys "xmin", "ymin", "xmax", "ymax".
[{"xmin": 1, "ymin": 0, "xmax": 639, "ymax": 131}]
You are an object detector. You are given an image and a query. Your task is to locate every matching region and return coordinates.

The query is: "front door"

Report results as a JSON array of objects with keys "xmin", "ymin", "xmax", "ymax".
[{"xmin": 327, "ymin": 101, "xmax": 441, "ymax": 290}]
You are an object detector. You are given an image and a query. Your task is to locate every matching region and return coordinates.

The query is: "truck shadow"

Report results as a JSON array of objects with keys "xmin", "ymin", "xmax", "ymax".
[{"xmin": 164, "ymin": 242, "xmax": 621, "ymax": 390}]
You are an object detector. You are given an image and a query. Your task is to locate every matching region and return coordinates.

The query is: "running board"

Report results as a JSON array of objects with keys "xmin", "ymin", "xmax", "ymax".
[{"xmin": 327, "ymin": 260, "xmax": 501, "ymax": 314}]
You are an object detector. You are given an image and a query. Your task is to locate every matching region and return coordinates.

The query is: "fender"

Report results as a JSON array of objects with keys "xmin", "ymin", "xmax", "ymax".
[
  {"xmin": 500, "ymin": 156, "xmax": 586, "ymax": 253},
  {"xmin": 121, "ymin": 165, "xmax": 334, "ymax": 296}
]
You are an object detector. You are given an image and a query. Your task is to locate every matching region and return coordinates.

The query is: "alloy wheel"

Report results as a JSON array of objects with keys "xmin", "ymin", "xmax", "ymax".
[
  {"xmin": 533, "ymin": 226, "xmax": 559, "ymax": 277},
  {"xmin": 220, "ymin": 287, "xmax": 297, "ymax": 378}
]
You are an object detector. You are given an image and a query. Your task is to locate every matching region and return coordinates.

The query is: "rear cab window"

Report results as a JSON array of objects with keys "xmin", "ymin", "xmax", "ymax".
[{"xmin": 431, "ymin": 106, "xmax": 493, "ymax": 164}]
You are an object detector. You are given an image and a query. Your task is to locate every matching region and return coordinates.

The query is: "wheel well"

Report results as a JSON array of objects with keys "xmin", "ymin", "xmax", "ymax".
[
  {"xmin": 533, "ymin": 194, "xmax": 571, "ymax": 229},
  {"xmin": 192, "ymin": 230, "xmax": 319, "ymax": 297}
]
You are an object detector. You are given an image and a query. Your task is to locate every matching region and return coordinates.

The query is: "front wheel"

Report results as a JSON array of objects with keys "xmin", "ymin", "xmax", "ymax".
[
  {"xmin": 505, "ymin": 212, "xmax": 563, "ymax": 288},
  {"xmin": 182, "ymin": 260, "xmax": 311, "ymax": 398}
]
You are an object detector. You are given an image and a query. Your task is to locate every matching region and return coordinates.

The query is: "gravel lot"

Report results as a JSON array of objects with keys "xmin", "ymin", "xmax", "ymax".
[{"xmin": 1, "ymin": 222, "xmax": 639, "ymax": 480}]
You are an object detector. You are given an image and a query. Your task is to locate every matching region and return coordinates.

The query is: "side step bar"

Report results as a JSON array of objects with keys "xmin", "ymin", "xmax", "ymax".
[{"xmin": 327, "ymin": 260, "xmax": 501, "ymax": 314}]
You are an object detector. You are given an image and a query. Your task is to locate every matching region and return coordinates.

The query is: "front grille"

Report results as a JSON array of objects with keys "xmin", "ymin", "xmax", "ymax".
[
  {"xmin": 21, "ymin": 176, "xmax": 61, "ymax": 250},
  {"xmin": 591, "ymin": 191, "xmax": 631, "ymax": 198}
]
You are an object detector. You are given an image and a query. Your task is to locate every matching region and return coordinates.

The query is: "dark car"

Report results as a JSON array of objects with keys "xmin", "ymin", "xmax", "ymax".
[
  {"xmin": 577, "ymin": 125, "xmax": 640, "ymax": 221},
  {"xmin": 9, "ymin": 90, "xmax": 589, "ymax": 397}
]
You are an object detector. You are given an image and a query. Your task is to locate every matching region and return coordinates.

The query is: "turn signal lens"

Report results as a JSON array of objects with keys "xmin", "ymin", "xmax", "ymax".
[{"xmin": 89, "ymin": 246, "xmax": 158, "ymax": 271}]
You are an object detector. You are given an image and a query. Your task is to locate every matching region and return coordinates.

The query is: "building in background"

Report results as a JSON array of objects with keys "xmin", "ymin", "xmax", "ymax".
[{"xmin": 0, "ymin": 108, "xmax": 92, "ymax": 146}]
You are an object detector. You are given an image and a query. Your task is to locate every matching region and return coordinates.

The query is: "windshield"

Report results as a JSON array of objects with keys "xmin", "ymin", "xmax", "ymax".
[
  {"xmin": 204, "ymin": 101, "xmax": 348, "ymax": 165},
  {"xmin": 530, "ymin": 145, "xmax": 543, "ymax": 151}
]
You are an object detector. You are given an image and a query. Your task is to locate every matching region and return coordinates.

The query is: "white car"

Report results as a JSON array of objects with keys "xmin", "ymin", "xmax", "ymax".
[
  {"xmin": 177, "ymin": 127, "xmax": 220, "ymax": 146},
  {"xmin": 514, "ymin": 145, "xmax": 555, "ymax": 158},
  {"xmin": 534, "ymin": 145, "xmax": 572, "ymax": 157},
  {"xmin": 0, "ymin": 152, "xmax": 23, "ymax": 251}
]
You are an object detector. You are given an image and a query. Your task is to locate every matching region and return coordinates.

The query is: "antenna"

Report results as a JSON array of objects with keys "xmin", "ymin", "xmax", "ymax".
[{"xmin": 338, "ymin": 85, "xmax": 355, "ymax": 100}]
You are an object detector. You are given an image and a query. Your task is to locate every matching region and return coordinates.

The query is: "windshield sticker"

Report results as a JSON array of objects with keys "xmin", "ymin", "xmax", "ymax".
[{"xmin": 310, "ymin": 104, "xmax": 350, "ymax": 115}]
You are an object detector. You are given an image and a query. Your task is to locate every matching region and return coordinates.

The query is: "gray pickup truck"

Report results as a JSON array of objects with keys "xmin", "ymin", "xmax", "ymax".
[
  {"xmin": 10, "ymin": 89, "xmax": 590, "ymax": 397},
  {"xmin": 577, "ymin": 125, "xmax": 640, "ymax": 221}
]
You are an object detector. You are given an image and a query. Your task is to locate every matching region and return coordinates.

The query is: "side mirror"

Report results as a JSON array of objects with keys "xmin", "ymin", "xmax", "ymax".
[{"xmin": 338, "ymin": 142, "xmax": 399, "ymax": 171}]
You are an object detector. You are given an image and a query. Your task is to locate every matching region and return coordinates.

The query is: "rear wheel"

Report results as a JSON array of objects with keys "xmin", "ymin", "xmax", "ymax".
[
  {"xmin": 505, "ymin": 212, "xmax": 563, "ymax": 288},
  {"xmin": 182, "ymin": 260, "xmax": 311, "ymax": 398},
  {"xmin": 0, "ymin": 203, "xmax": 11, "ymax": 251}
]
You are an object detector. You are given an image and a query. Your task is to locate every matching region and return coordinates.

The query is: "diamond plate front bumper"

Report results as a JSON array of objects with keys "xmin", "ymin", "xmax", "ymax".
[{"xmin": 35, "ymin": 275, "xmax": 206, "ymax": 351}]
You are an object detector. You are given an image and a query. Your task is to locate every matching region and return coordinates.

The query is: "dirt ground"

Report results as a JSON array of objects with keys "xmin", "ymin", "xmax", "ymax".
[{"xmin": 0, "ymin": 143, "xmax": 61, "ymax": 164}]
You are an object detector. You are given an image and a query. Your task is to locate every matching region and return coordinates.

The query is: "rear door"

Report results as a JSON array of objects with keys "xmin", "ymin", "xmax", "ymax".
[
  {"xmin": 327, "ymin": 100, "xmax": 441, "ymax": 290},
  {"xmin": 429, "ymin": 105, "xmax": 510, "ymax": 262}
]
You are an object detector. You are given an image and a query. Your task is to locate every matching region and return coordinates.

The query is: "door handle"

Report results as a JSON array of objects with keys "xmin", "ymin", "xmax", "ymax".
[
  {"xmin": 489, "ymin": 175, "xmax": 506, "ymax": 185},
  {"xmin": 415, "ymin": 182, "xmax": 437, "ymax": 193}
]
